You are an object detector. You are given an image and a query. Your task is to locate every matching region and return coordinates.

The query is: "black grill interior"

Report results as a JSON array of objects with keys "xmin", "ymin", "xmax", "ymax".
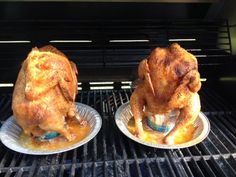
[
  {"xmin": 0, "ymin": 19, "xmax": 233, "ymax": 84},
  {"xmin": 1, "ymin": 2, "xmax": 236, "ymax": 176}
]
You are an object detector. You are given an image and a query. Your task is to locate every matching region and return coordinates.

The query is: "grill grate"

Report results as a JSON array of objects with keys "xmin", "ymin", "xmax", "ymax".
[{"xmin": 1, "ymin": 88, "xmax": 236, "ymax": 177}]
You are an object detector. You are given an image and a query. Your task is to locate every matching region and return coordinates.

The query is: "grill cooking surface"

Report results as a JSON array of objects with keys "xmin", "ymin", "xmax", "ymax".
[{"xmin": 1, "ymin": 88, "xmax": 236, "ymax": 177}]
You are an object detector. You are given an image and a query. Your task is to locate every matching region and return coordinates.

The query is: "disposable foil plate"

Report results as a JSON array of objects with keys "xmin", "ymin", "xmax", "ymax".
[
  {"xmin": 0, "ymin": 103, "xmax": 102, "ymax": 155},
  {"xmin": 115, "ymin": 102, "xmax": 210, "ymax": 149}
]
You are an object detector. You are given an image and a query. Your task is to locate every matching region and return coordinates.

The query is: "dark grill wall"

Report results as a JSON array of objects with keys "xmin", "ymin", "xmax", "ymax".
[
  {"xmin": 0, "ymin": 2, "xmax": 211, "ymax": 20},
  {"xmin": 0, "ymin": 20, "xmax": 233, "ymax": 84},
  {"xmin": 1, "ymin": 2, "xmax": 236, "ymax": 177}
]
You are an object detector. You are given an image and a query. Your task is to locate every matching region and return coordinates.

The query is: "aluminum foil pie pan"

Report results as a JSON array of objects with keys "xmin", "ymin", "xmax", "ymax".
[
  {"xmin": 0, "ymin": 102, "xmax": 102, "ymax": 155},
  {"xmin": 115, "ymin": 102, "xmax": 210, "ymax": 149}
]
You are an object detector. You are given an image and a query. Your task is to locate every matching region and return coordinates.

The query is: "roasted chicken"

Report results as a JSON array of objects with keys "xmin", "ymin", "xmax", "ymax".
[
  {"xmin": 12, "ymin": 45, "xmax": 82, "ymax": 141},
  {"xmin": 130, "ymin": 43, "xmax": 201, "ymax": 145}
]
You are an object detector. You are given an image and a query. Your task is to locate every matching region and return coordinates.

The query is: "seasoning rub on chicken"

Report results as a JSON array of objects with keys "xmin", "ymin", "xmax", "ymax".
[
  {"xmin": 130, "ymin": 43, "xmax": 201, "ymax": 145},
  {"xmin": 12, "ymin": 45, "xmax": 83, "ymax": 141}
]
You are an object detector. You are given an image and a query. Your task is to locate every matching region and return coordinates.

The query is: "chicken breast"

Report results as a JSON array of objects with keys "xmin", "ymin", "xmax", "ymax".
[
  {"xmin": 12, "ymin": 45, "xmax": 81, "ymax": 141},
  {"xmin": 130, "ymin": 43, "xmax": 201, "ymax": 145}
]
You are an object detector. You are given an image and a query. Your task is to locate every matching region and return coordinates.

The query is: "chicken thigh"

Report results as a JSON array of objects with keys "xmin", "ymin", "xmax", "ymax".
[{"xmin": 130, "ymin": 43, "xmax": 201, "ymax": 145}]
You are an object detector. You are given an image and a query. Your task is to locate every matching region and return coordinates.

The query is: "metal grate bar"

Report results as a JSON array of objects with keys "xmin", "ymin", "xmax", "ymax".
[
  {"xmin": 219, "ymin": 115, "xmax": 236, "ymax": 135},
  {"xmin": 143, "ymin": 159, "xmax": 154, "ymax": 177},
  {"xmin": 208, "ymin": 121, "xmax": 233, "ymax": 153},
  {"xmin": 208, "ymin": 157, "xmax": 230, "ymax": 177},
  {"xmin": 164, "ymin": 152, "xmax": 178, "ymax": 177},
  {"xmin": 105, "ymin": 91, "xmax": 117, "ymax": 161},
  {"xmin": 219, "ymin": 156, "xmax": 236, "ymax": 176},
  {"xmin": 108, "ymin": 92, "xmax": 118, "ymax": 160},
  {"xmin": 103, "ymin": 162, "xmax": 108, "ymax": 177},
  {"xmin": 184, "ymin": 148, "xmax": 205, "ymax": 177},
  {"xmin": 8, "ymin": 153, "xmax": 22, "ymax": 168},
  {"xmin": 81, "ymin": 92, "xmax": 90, "ymax": 163},
  {"xmin": 0, "ymin": 150, "xmax": 11, "ymax": 168},
  {"xmin": 198, "ymin": 138, "xmax": 233, "ymax": 177},
  {"xmin": 167, "ymin": 150, "xmax": 188, "ymax": 177},
  {"xmin": 209, "ymin": 118, "xmax": 236, "ymax": 152},
  {"xmin": 15, "ymin": 168, "xmax": 25, "ymax": 177},
  {"xmin": 212, "ymin": 116, "xmax": 236, "ymax": 147},
  {"xmin": 99, "ymin": 91, "xmax": 108, "ymax": 162},
  {"xmin": 115, "ymin": 161, "xmax": 121, "ymax": 177},
  {"xmin": 58, "ymin": 165, "xmax": 66, "ymax": 177},
  {"xmin": 205, "ymin": 132, "xmax": 227, "ymax": 154},
  {"xmin": 92, "ymin": 163, "xmax": 96, "ymax": 177},
  {"xmin": 28, "ymin": 159, "xmax": 37, "ymax": 177},
  {"xmin": 0, "ymin": 95, "xmax": 12, "ymax": 123},
  {"xmin": 202, "ymin": 133, "xmax": 236, "ymax": 175},
  {"xmin": 81, "ymin": 163, "xmax": 86, "ymax": 177},
  {"xmin": 69, "ymin": 164, "xmax": 76, "ymax": 177},
  {"xmin": 116, "ymin": 92, "xmax": 129, "ymax": 161},
  {"xmin": 136, "ymin": 146, "xmax": 155, "ymax": 177},
  {"xmin": 5, "ymin": 169, "xmax": 15, "ymax": 177},
  {"xmin": 122, "ymin": 127, "xmax": 142, "ymax": 177},
  {"xmin": 60, "ymin": 153, "xmax": 67, "ymax": 166},
  {"xmin": 92, "ymin": 91, "xmax": 98, "ymax": 162},
  {"xmin": 155, "ymin": 158, "xmax": 165, "ymax": 177},
  {"xmin": 226, "ymin": 114, "xmax": 236, "ymax": 127},
  {"xmin": 190, "ymin": 144, "xmax": 204, "ymax": 156},
  {"xmin": 124, "ymin": 161, "xmax": 130, "ymax": 177},
  {"xmin": 174, "ymin": 149, "xmax": 197, "ymax": 177},
  {"xmin": 198, "ymin": 158, "xmax": 217, "ymax": 177},
  {"xmin": 135, "ymin": 160, "xmax": 143, "ymax": 177}
]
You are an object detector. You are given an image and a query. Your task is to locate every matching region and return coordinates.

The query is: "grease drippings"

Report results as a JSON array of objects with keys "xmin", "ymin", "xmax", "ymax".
[
  {"xmin": 127, "ymin": 117, "xmax": 197, "ymax": 144},
  {"xmin": 19, "ymin": 119, "xmax": 91, "ymax": 150}
]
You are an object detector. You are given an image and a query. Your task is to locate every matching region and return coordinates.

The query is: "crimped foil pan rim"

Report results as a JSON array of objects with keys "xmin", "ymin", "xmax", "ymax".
[
  {"xmin": 115, "ymin": 102, "xmax": 210, "ymax": 149},
  {"xmin": 0, "ymin": 102, "xmax": 102, "ymax": 155}
]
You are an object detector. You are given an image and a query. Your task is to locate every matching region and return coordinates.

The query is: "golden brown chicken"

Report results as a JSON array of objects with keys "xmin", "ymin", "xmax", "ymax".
[
  {"xmin": 130, "ymin": 43, "xmax": 201, "ymax": 145},
  {"xmin": 12, "ymin": 45, "xmax": 82, "ymax": 141}
]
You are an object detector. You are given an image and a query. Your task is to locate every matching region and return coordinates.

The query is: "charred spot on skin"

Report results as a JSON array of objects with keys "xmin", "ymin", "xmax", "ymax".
[
  {"xmin": 64, "ymin": 76, "xmax": 71, "ymax": 82},
  {"xmin": 164, "ymin": 59, "xmax": 171, "ymax": 67},
  {"xmin": 183, "ymin": 61, "xmax": 190, "ymax": 68},
  {"xmin": 189, "ymin": 76, "xmax": 195, "ymax": 83},
  {"xmin": 183, "ymin": 61, "xmax": 197, "ymax": 72},
  {"xmin": 177, "ymin": 92, "xmax": 182, "ymax": 99},
  {"xmin": 175, "ymin": 65, "xmax": 185, "ymax": 78},
  {"xmin": 35, "ymin": 63, "xmax": 41, "ymax": 69}
]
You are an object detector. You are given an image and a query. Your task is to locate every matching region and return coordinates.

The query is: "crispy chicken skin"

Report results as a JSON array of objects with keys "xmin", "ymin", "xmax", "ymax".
[
  {"xmin": 130, "ymin": 43, "xmax": 201, "ymax": 145},
  {"xmin": 12, "ymin": 45, "xmax": 81, "ymax": 141}
]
